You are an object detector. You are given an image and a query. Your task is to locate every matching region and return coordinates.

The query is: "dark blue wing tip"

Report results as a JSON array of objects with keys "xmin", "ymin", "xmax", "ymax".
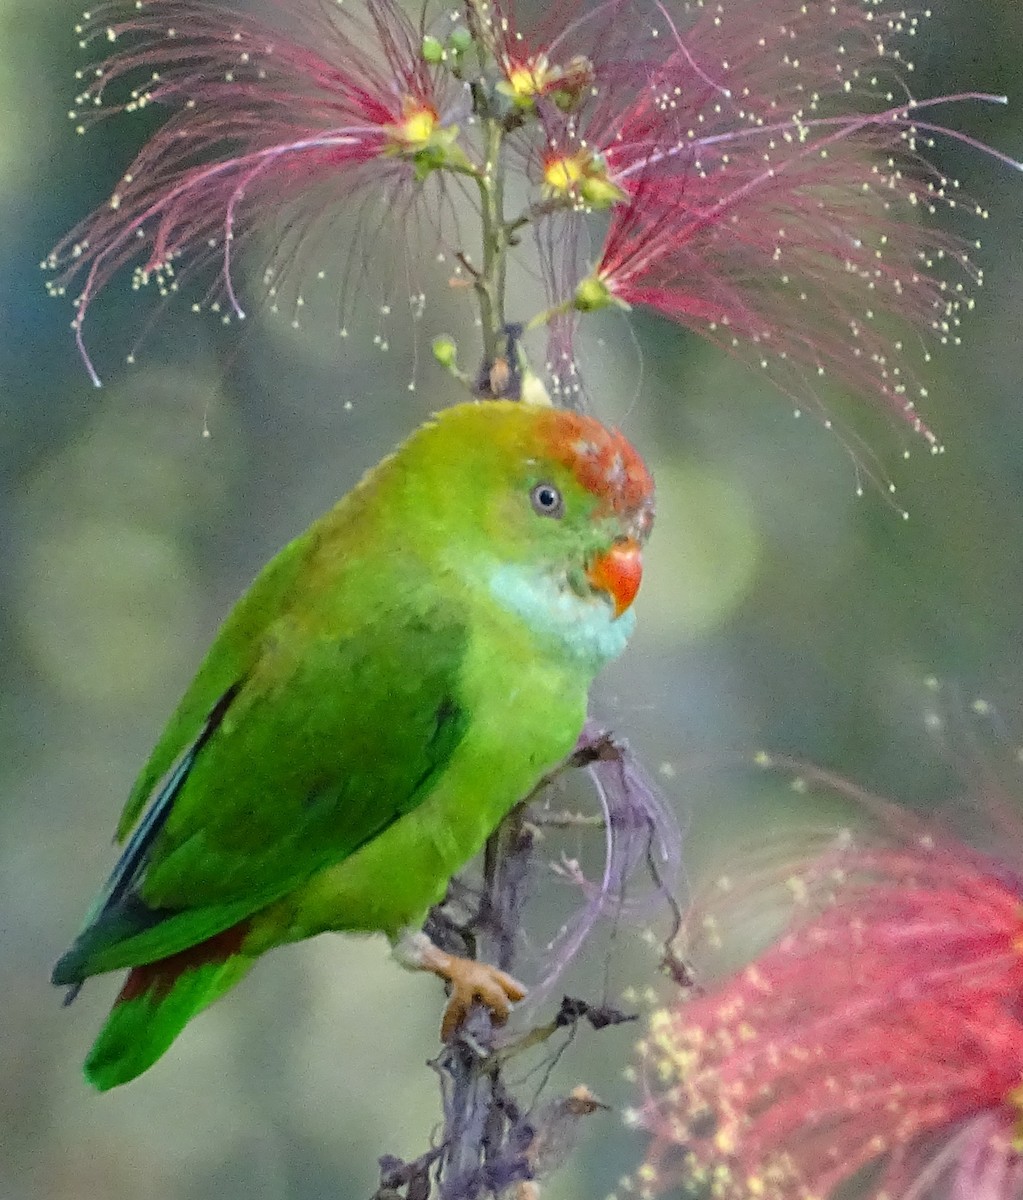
[
  {"xmin": 61, "ymin": 981, "xmax": 84, "ymax": 1006},
  {"xmin": 51, "ymin": 939, "xmax": 87, "ymax": 990},
  {"xmin": 53, "ymin": 949, "xmax": 85, "ymax": 1002}
]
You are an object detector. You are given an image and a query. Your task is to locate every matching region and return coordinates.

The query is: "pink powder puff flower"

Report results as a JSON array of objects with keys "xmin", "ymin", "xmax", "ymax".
[
  {"xmin": 631, "ymin": 757, "xmax": 1023, "ymax": 1200},
  {"xmin": 482, "ymin": 0, "xmax": 655, "ymax": 118},
  {"xmin": 541, "ymin": 0, "xmax": 1021, "ymax": 447},
  {"xmin": 44, "ymin": 0, "xmax": 469, "ymax": 385}
]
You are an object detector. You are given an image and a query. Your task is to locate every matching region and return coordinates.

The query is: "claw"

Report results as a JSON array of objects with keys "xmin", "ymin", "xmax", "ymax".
[
  {"xmin": 435, "ymin": 954, "xmax": 527, "ymax": 1041},
  {"xmin": 396, "ymin": 932, "xmax": 526, "ymax": 1039}
]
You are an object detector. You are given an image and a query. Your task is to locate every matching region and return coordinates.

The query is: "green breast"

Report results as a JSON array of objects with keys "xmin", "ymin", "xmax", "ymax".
[{"xmin": 274, "ymin": 616, "xmax": 589, "ymax": 943}]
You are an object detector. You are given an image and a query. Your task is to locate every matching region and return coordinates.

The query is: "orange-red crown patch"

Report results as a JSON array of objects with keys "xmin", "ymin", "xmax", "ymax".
[{"xmin": 539, "ymin": 409, "xmax": 654, "ymax": 535}]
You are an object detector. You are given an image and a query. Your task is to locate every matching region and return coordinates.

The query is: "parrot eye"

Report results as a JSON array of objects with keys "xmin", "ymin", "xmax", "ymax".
[{"xmin": 530, "ymin": 483, "xmax": 564, "ymax": 518}]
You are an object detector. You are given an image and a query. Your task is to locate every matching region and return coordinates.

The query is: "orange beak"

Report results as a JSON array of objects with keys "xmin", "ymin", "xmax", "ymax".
[{"xmin": 585, "ymin": 537, "xmax": 643, "ymax": 618}]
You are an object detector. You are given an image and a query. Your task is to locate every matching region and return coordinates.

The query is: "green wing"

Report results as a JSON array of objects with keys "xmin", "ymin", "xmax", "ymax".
[
  {"xmin": 115, "ymin": 526, "xmax": 318, "ymax": 841},
  {"xmin": 54, "ymin": 551, "xmax": 468, "ymax": 984}
]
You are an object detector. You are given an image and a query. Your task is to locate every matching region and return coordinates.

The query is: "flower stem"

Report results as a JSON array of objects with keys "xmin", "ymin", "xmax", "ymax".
[{"xmin": 472, "ymin": 112, "xmax": 510, "ymax": 372}]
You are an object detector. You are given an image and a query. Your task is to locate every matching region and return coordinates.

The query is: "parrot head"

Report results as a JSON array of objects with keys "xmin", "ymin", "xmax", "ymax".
[{"xmin": 390, "ymin": 400, "xmax": 654, "ymax": 666}]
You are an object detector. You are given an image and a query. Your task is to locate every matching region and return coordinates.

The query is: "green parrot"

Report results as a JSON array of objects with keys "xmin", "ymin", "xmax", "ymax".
[{"xmin": 53, "ymin": 398, "xmax": 655, "ymax": 1090}]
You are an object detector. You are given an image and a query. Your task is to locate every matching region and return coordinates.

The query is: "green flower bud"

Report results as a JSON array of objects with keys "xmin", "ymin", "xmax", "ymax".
[
  {"xmin": 432, "ymin": 336, "xmax": 458, "ymax": 369},
  {"xmin": 573, "ymin": 275, "xmax": 615, "ymax": 313},
  {"xmin": 580, "ymin": 174, "xmax": 626, "ymax": 209},
  {"xmin": 421, "ymin": 36, "xmax": 444, "ymax": 64},
  {"xmin": 447, "ymin": 27, "xmax": 472, "ymax": 54}
]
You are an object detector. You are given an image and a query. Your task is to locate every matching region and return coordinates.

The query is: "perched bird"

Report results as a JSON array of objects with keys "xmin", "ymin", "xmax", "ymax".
[{"xmin": 53, "ymin": 399, "xmax": 655, "ymax": 1090}]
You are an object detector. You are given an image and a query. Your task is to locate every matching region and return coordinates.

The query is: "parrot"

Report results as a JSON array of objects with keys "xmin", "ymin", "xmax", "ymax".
[{"xmin": 52, "ymin": 398, "xmax": 655, "ymax": 1090}]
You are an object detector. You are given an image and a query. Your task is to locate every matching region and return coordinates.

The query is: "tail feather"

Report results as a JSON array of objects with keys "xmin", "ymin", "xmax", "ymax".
[{"xmin": 85, "ymin": 924, "xmax": 251, "ymax": 1091}]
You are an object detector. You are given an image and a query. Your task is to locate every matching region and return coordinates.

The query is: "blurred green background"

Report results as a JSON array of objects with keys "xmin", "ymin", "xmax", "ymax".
[{"xmin": 3, "ymin": 1, "xmax": 1022, "ymax": 1198}]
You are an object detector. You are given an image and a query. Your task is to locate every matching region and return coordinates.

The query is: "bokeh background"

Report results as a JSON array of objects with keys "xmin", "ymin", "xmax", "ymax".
[{"xmin": 3, "ymin": 1, "xmax": 1023, "ymax": 1198}]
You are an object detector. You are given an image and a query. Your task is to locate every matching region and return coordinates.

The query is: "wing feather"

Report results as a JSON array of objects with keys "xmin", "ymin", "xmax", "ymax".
[{"xmin": 58, "ymin": 554, "xmax": 468, "ymax": 982}]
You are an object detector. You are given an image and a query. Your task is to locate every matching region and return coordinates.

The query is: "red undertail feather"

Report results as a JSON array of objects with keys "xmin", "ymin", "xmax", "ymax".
[
  {"xmin": 85, "ymin": 921, "xmax": 252, "ymax": 1091},
  {"xmin": 117, "ymin": 923, "xmax": 250, "ymax": 1003}
]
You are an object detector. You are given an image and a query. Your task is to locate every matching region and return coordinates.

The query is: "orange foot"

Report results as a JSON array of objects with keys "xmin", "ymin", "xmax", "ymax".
[{"xmin": 414, "ymin": 940, "xmax": 526, "ymax": 1040}]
